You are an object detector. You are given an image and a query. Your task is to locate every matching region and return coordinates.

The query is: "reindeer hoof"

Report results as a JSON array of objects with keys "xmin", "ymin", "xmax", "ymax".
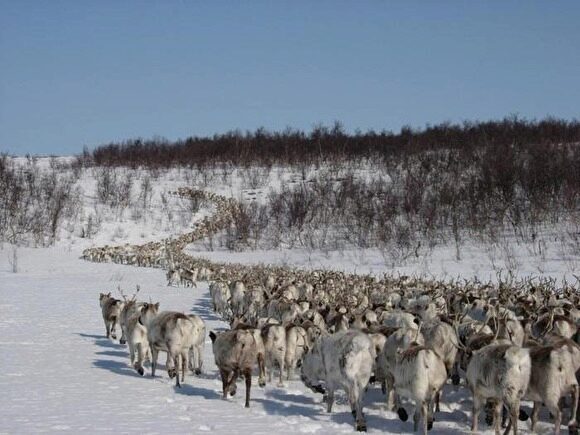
[
  {"xmin": 245, "ymin": 402, "xmax": 250, "ymax": 408},
  {"xmin": 451, "ymin": 374, "xmax": 461, "ymax": 385},
  {"xmin": 369, "ymin": 375, "xmax": 376, "ymax": 384},
  {"xmin": 168, "ymin": 369, "xmax": 176, "ymax": 379},
  {"xmin": 397, "ymin": 407, "xmax": 408, "ymax": 422},
  {"xmin": 258, "ymin": 379, "xmax": 266, "ymax": 388},
  {"xmin": 194, "ymin": 369, "xmax": 202, "ymax": 376},
  {"xmin": 427, "ymin": 419, "xmax": 434, "ymax": 431},
  {"xmin": 519, "ymin": 409, "xmax": 529, "ymax": 421},
  {"xmin": 356, "ymin": 422, "xmax": 367, "ymax": 432},
  {"xmin": 119, "ymin": 339, "xmax": 126, "ymax": 345},
  {"xmin": 111, "ymin": 334, "xmax": 117, "ymax": 340},
  {"xmin": 137, "ymin": 367, "xmax": 144, "ymax": 376},
  {"xmin": 568, "ymin": 422, "xmax": 578, "ymax": 435}
]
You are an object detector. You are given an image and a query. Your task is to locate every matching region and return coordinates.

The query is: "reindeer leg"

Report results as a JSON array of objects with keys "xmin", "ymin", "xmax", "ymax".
[
  {"xmin": 244, "ymin": 368, "xmax": 252, "ymax": 408},
  {"xmin": 472, "ymin": 393, "xmax": 483, "ymax": 433},
  {"xmin": 110, "ymin": 319, "xmax": 117, "ymax": 340},
  {"xmin": 134, "ymin": 342, "xmax": 144, "ymax": 376},
  {"xmin": 228, "ymin": 369, "xmax": 238, "ymax": 397},
  {"xmin": 220, "ymin": 369, "xmax": 229, "ymax": 399},
  {"xmin": 267, "ymin": 356, "xmax": 272, "ymax": 383},
  {"xmin": 174, "ymin": 353, "xmax": 182, "ymax": 387},
  {"xmin": 286, "ymin": 360, "xmax": 293, "ymax": 381},
  {"xmin": 326, "ymin": 389, "xmax": 335, "ymax": 413},
  {"xmin": 530, "ymin": 401, "xmax": 540, "ymax": 432},
  {"xmin": 105, "ymin": 321, "xmax": 111, "ymax": 339},
  {"xmin": 277, "ymin": 356, "xmax": 284, "ymax": 387},
  {"xmin": 413, "ymin": 404, "xmax": 421, "ymax": 433},
  {"xmin": 196, "ymin": 344, "xmax": 203, "ymax": 375},
  {"xmin": 150, "ymin": 348, "xmax": 158, "ymax": 378},
  {"xmin": 504, "ymin": 400, "xmax": 520, "ymax": 435},
  {"xmin": 386, "ymin": 375, "xmax": 396, "ymax": 411},
  {"xmin": 257, "ymin": 353, "xmax": 266, "ymax": 387},
  {"xmin": 421, "ymin": 401, "xmax": 429, "ymax": 435},
  {"xmin": 181, "ymin": 351, "xmax": 187, "ymax": 384},
  {"xmin": 188, "ymin": 347, "xmax": 194, "ymax": 373},
  {"xmin": 546, "ymin": 400, "xmax": 561, "ymax": 435},
  {"xmin": 128, "ymin": 340, "xmax": 135, "ymax": 366},
  {"xmin": 349, "ymin": 384, "xmax": 366, "ymax": 432},
  {"xmin": 395, "ymin": 388, "xmax": 408, "ymax": 422},
  {"xmin": 451, "ymin": 361, "xmax": 461, "ymax": 385},
  {"xmin": 166, "ymin": 353, "xmax": 175, "ymax": 379},
  {"xmin": 493, "ymin": 399, "xmax": 502, "ymax": 435},
  {"xmin": 569, "ymin": 385, "xmax": 579, "ymax": 434},
  {"xmin": 120, "ymin": 326, "xmax": 127, "ymax": 345}
]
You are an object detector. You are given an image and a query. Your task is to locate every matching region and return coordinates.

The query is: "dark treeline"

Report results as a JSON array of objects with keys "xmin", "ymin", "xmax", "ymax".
[{"xmin": 85, "ymin": 116, "xmax": 580, "ymax": 168}]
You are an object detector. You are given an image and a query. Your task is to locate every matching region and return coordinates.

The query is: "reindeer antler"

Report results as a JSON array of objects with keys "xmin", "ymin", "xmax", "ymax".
[
  {"xmin": 131, "ymin": 285, "xmax": 141, "ymax": 302},
  {"xmin": 118, "ymin": 285, "xmax": 128, "ymax": 301}
]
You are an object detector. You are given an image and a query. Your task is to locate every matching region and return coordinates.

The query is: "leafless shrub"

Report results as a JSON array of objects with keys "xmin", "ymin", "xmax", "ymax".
[
  {"xmin": 0, "ymin": 155, "xmax": 80, "ymax": 245},
  {"xmin": 138, "ymin": 175, "xmax": 153, "ymax": 210},
  {"xmin": 240, "ymin": 167, "xmax": 269, "ymax": 190}
]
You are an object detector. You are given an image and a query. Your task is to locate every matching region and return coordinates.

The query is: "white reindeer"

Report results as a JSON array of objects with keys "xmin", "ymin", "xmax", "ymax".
[
  {"xmin": 466, "ymin": 343, "xmax": 531, "ymax": 435},
  {"xmin": 524, "ymin": 339, "xmax": 580, "ymax": 434},
  {"xmin": 392, "ymin": 343, "xmax": 448, "ymax": 434},
  {"xmin": 139, "ymin": 303, "xmax": 197, "ymax": 387},
  {"xmin": 300, "ymin": 330, "xmax": 375, "ymax": 432}
]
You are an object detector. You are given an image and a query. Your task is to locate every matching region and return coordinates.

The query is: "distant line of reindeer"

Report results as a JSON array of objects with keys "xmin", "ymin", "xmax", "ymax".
[{"xmin": 91, "ymin": 188, "xmax": 580, "ymax": 434}]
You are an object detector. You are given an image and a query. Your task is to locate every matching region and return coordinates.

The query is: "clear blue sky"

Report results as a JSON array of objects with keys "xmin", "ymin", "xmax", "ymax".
[{"xmin": 1, "ymin": 1, "xmax": 579, "ymax": 155}]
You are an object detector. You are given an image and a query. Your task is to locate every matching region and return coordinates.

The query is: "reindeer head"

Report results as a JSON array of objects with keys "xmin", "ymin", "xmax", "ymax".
[
  {"xmin": 99, "ymin": 292, "xmax": 112, "ymax": 307},
  {"xmin": 139, "ymin": 302, "xmax": 160, "ymax": 326}
]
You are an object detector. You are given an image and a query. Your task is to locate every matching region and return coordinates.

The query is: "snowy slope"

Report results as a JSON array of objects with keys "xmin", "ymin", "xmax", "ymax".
[
  {"xmin": 0, "ymin": 246, "xmax": 559, "ymax": 434},
  {"xmin": 1, "ymin": 158, "xmax": 573, "ymax": 433}
]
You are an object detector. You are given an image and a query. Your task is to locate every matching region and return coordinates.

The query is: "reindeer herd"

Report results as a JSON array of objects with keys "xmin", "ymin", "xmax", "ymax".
[{"xmin": 89, "ymin": 188, "xmax": 580, "ymax": 434}]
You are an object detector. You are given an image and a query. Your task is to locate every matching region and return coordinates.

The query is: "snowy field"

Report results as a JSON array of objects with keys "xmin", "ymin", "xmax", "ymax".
[
  {"xmin": 0, "ymin": 246, "xmax": 474, "ymax": 434},
  {"xmin": 2, "ymin": 245, "xmax": 563, "ymax": 435},
  {"xmin": 1, "ymin": 158, "xmax": 577, "ymax": 433}
]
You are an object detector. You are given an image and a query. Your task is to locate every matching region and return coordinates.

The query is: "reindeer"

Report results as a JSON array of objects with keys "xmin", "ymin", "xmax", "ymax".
[
  {"xmin": 139, "ymin": 303, "xmax": 197, "ymax": 387},
  {"xmin": 179, "ymin": 267, "xmax": 198, "ymax": 287},
  {"xmin": 421, "ymin": 320, "xmax": 459, "ymax": 406},
  {"xmin": 466, "ymin": 343, "xmax": 531, "ymax": 434},
  {"xmin": 301, "ymin": 330, "xmax": 375, "ymax": 432},
  {"xmin": 187, "ymin": 314, "xmax": 206, "ymax": 375},
  {"xmin": 523, "ymin": 339, "xmax": 580, "ymax": 434},
  {"xmin": 284, "ymin": 324, "xmax": 309, "ymax": 380},
  {"xmin": 210, "ymin": 329, "xmax": 266, "ymax": 408},
  {"xmin": 261, "ymin": 323, "xmax": 287, "ymax": 386},
  {"xmin": 378, "ymin": 325, "xmax": 424, "ymax": 412},
  {"xmin": 392, "ymin": 342, "xmax": 448, "ymax": 434},
  {"xmin": 118, "ymin": 286, "xmax": 142, "ymax": 345},
  {"xmin": 119, "ymin": 299, "xmax": 150, "ymax": 375},
  {"xmin": 99, "ymin": 292, "xmax": 123, "ymax": 340}
]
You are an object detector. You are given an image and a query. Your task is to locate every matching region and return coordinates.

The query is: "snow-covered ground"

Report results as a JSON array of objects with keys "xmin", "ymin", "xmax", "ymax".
[
  {"xmin": 1, "ymin": 158, "xmax": 577, "ymax": 433},
  {"xmin": 0, "ymin": 246, "xmax": 458, "ymax": 434},
  {"xmin": 1, "ymin": 245, "xmax": 562, "ymax": 435}
]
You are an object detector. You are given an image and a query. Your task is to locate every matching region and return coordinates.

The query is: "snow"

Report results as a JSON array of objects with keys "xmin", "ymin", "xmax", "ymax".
[
  {"xmin": 0, "ymin": 246, "xmax": 560, "ymax": 434},
  {"xmin": 0, "ymin": 246, "xmax": 439, "ymax": 434},
  {"xmin": 0, "ymin": 158, "xmax": 575, "ymax": 433}
]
